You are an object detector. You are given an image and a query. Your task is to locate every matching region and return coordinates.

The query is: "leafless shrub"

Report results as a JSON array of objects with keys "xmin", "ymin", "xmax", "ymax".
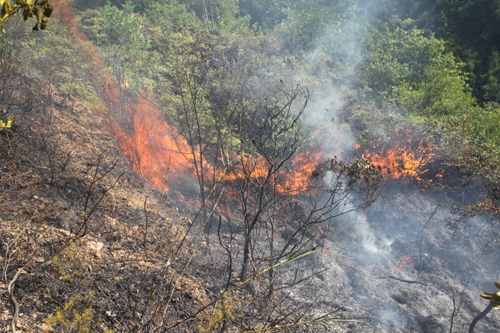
[{"xmin": 72, "ymin": 148, "xmax": 124, "ymax": 239}]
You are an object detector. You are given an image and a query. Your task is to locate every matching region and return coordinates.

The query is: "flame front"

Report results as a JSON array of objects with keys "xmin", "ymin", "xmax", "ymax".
[
  {"xmin": 104, "ymin": 96, "xmax": 325, "ymax": 194},
  {"xmin": 359, "ymin": 136, "xmax": 441, "ymax": 182},
  {"xmin": 222, "ymin": 150, "xmax": 323, "ymax": 195},
  {"xmin": 50, "ymin": 1, "xmax": 196, "ymax": 190},
  {"xmin": 106, "ymin": 98, "xmax": 195, "ymax": 189}
]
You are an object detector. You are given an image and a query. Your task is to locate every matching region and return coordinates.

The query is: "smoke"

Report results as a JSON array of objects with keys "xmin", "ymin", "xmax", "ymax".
[
  {"xmin": 378, "ymin": 306, "xmax": 412, "ymax": 330},
  {"xmin": 354, "ymin": 212, "xmax": 394, "ymax": 255},
  {"xmin": 294, "ymin": 0, "xmax": 388, "ymax": 159},
  {"xmin": 302, "ymin": 86, "xmax": 355, "ymax": 158},
  {"xmin": 49, "ymin": 0, "xmax": 500, "ymax": 330},
  {"xmin": 283, "ymin": 2, "xmax": 500, "ymax": 331}
]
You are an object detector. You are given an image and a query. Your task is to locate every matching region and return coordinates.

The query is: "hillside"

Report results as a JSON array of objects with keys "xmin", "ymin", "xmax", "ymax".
[
  {"xmin": 0, "ymin": 69, "xmax": 209, "ymax": 332},
  {"xmin": 1, "ymin": 0, "xmax": 500, "ymax": 332},
  {"xmin": 1, "ymin": 67, "xmax": 499, "ymax": 333}
]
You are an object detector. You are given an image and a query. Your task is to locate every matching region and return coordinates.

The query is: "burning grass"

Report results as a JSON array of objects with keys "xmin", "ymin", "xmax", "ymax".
[
  {"xmin": 356, "ymin": 134, "xmax": 442, "ymax": 185},
  {"xmin": 221, "ymin": 149, "xmax": 324, "ymax": 195},
  {"xmin": 106, "ymin": 97, "xmax": 194, "ymax": 190}
]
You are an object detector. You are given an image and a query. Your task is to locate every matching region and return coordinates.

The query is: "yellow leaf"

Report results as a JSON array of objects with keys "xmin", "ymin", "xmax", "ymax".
[
  {"xmin": 33, "ymin": 6, "xmax": 42, "ymax": 24},
  {"xmin": 0, "ymin": 116, "xmax": 14, "ymax": 129},
  {"xmin": 6, "ymin": 116, "xmax": 14, "ymax": 127}
]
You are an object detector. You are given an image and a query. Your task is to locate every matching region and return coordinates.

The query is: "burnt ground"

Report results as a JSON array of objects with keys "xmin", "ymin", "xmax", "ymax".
[
  {"xmin": 1, "ymin": 71, "xmax": 500, "ymax": 333},
  {"xmin": 197, "ymin": 180, "xmax": 500, "ymax": 332},
  {"xmin": 0, "ymin": 72, "xmax": 209, "ymax": 332},
  {"xmin": 304, "ymin": 180, "xmax": 500, "ymax": 333}
]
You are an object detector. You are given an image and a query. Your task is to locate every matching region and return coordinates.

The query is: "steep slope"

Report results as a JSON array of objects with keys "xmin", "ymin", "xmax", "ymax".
[{"xmin": 0, "ymin": 68, "xmax": 207, "ymax": 332}]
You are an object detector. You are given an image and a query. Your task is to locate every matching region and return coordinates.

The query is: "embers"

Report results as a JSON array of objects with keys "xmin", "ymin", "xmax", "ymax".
[{"xmin": 395, "ymin": 256, "xmax": 416, "ymax": 270}]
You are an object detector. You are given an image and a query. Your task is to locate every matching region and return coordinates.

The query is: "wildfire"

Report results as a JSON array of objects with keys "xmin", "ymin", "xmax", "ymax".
[
  {"xmin": 104, "ymin": 98, "xmax": 325, "ymax": 194},
  {"xmin": 49, "ymin": 1, "xmax": 331, "ymax": 196},
  {"xmin": 360, "ymin": 135, "xmax": 441, "ymax": 182},
  {"xmin": 395, "ymin": 256, "xmax": 413, "ymax": 270},
  {"xmin": 50, "ymin": 1, "xmax": 195, "ymax": 190},
  {"xmin": 222, "ymin": 150, "xmax": 323, "ymax": 195},
  {"xmin": 106, "ymin": 98, "xmax": 194, "ymax": 189},
  {"xmin": 279, "ymin": 150, "xmax": 323, "ymax": 194}
]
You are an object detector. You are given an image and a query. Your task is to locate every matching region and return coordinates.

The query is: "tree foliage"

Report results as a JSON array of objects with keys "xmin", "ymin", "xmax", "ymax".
[{"xmin": 361, "ymin": 17, "xmax": 474, "ymax": 117}]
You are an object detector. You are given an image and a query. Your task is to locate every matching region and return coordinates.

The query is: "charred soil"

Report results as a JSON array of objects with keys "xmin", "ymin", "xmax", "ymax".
[{"xmin": 0, "ymin": 71, "xmax": 207, "ymax": 332}]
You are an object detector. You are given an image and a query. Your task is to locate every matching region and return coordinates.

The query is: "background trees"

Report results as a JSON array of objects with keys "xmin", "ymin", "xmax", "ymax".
[{"xmin": 360, "ymin": 17, "xmax": 474, "ymax": 118}]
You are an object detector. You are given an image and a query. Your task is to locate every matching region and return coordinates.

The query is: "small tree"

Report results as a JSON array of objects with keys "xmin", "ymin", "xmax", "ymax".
[
  {"xmin": 158, "ymin": 23, "xmax": 250, "ymax": 229},
  {"xmin": 219, "ymin": 85, "xmax": 383, "ymax": 284}
]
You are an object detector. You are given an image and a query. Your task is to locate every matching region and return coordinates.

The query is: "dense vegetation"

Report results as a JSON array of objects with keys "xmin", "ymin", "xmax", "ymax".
[{"xmin": 43, "ymin": 0, "xmax": 500, "ymax": 209}]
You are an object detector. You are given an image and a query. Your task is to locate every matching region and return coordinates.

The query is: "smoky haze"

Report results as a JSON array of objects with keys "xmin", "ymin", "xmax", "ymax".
[{"xmin": 271, "ymin": 0, "xmax": 500, "ymax": 331}]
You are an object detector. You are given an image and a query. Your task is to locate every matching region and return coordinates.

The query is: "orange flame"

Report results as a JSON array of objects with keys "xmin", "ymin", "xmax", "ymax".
[
  {"xmin": 51, "ymin": 2, "xmax": 193, "ymax": 189},
  {"xmin": 361, "ymin": 136, "xmax": 441, "ymax": 182},
  {"xmin": 53, "ymin": 2, "xmax": 324, "ymax": 194},
  {"xmin": 106, "ymin": 98, "xmax": 195, "ymax": 189},
  {"xmin": 279, "ymin": 150, "xmax": 323, "ymax": 194},
  {"xmin": 222, "ymin": 150, "xmax": 323, "ymax": 195}
]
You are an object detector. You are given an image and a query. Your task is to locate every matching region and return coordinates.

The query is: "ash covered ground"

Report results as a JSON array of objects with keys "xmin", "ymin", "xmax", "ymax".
[
  {"xmin": 197, "ymin": 176, "xmax": 500, "ymax": 332},
  {"xmin": 317, "ymin": 182, "xmax": 500, "ymax": 332}
]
